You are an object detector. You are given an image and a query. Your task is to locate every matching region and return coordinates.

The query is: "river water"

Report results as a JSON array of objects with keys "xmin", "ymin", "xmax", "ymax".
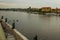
[{"xmin": 0, "ymin": 11, "xmax": 60, "ymax": 40}]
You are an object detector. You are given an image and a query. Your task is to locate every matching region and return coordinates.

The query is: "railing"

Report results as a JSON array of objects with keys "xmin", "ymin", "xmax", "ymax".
[{"xmin": 0, "ymin": 19, "xmax": 29, "ymax": 40}]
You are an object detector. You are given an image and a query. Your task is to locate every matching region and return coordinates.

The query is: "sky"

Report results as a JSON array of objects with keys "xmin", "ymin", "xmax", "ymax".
[{"xmin": 0, "ymin": 0, "xmax": 60, "ymax": 8}]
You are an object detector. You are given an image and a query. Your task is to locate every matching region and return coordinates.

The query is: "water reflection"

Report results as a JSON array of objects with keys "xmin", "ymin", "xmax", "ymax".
[{"xmin": 0, "ymin": 11, "xmax": 60, "ymax": 40}]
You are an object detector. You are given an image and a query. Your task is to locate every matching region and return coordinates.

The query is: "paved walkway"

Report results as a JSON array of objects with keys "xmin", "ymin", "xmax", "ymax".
[
  {"xmin": 0, "ymin": 23, "xmax": 6, "ymax": 40},
  {"xmin": 0, "ymin": 23, "xmax": 15, "ymax": 40},
  {"xmin": 1, "ymin": 19, "xmax": 29, "ymax": 40},
  {"xmin": 7, "ymin": 33, "xmax": 15, "ymax": 40}
]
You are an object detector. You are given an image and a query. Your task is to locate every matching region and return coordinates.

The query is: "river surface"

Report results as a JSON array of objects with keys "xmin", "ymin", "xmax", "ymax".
[{"xmin": 0, "ymin": 11, "xmax": 60, "ymax": 40}]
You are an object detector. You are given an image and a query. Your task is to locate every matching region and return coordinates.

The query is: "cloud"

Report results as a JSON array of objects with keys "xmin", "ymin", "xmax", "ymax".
[
  {"xmin": 0, "ymin": 0, "xmax": 60, "ymax": 8},
  {"xmin": 0, "ymin": 2, "xmax": 17, "ymax": 8}
]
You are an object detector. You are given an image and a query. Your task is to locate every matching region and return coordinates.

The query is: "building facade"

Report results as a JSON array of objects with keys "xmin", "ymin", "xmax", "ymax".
[{"xmin": 41, "ymin": 7, "xmax": 51, "ymax": 12}]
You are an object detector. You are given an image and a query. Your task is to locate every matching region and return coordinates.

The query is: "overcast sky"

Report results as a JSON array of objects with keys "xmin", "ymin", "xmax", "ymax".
[{"xmin": 0, "ymin": 0, "xmax": 60, "ymax": 8}]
